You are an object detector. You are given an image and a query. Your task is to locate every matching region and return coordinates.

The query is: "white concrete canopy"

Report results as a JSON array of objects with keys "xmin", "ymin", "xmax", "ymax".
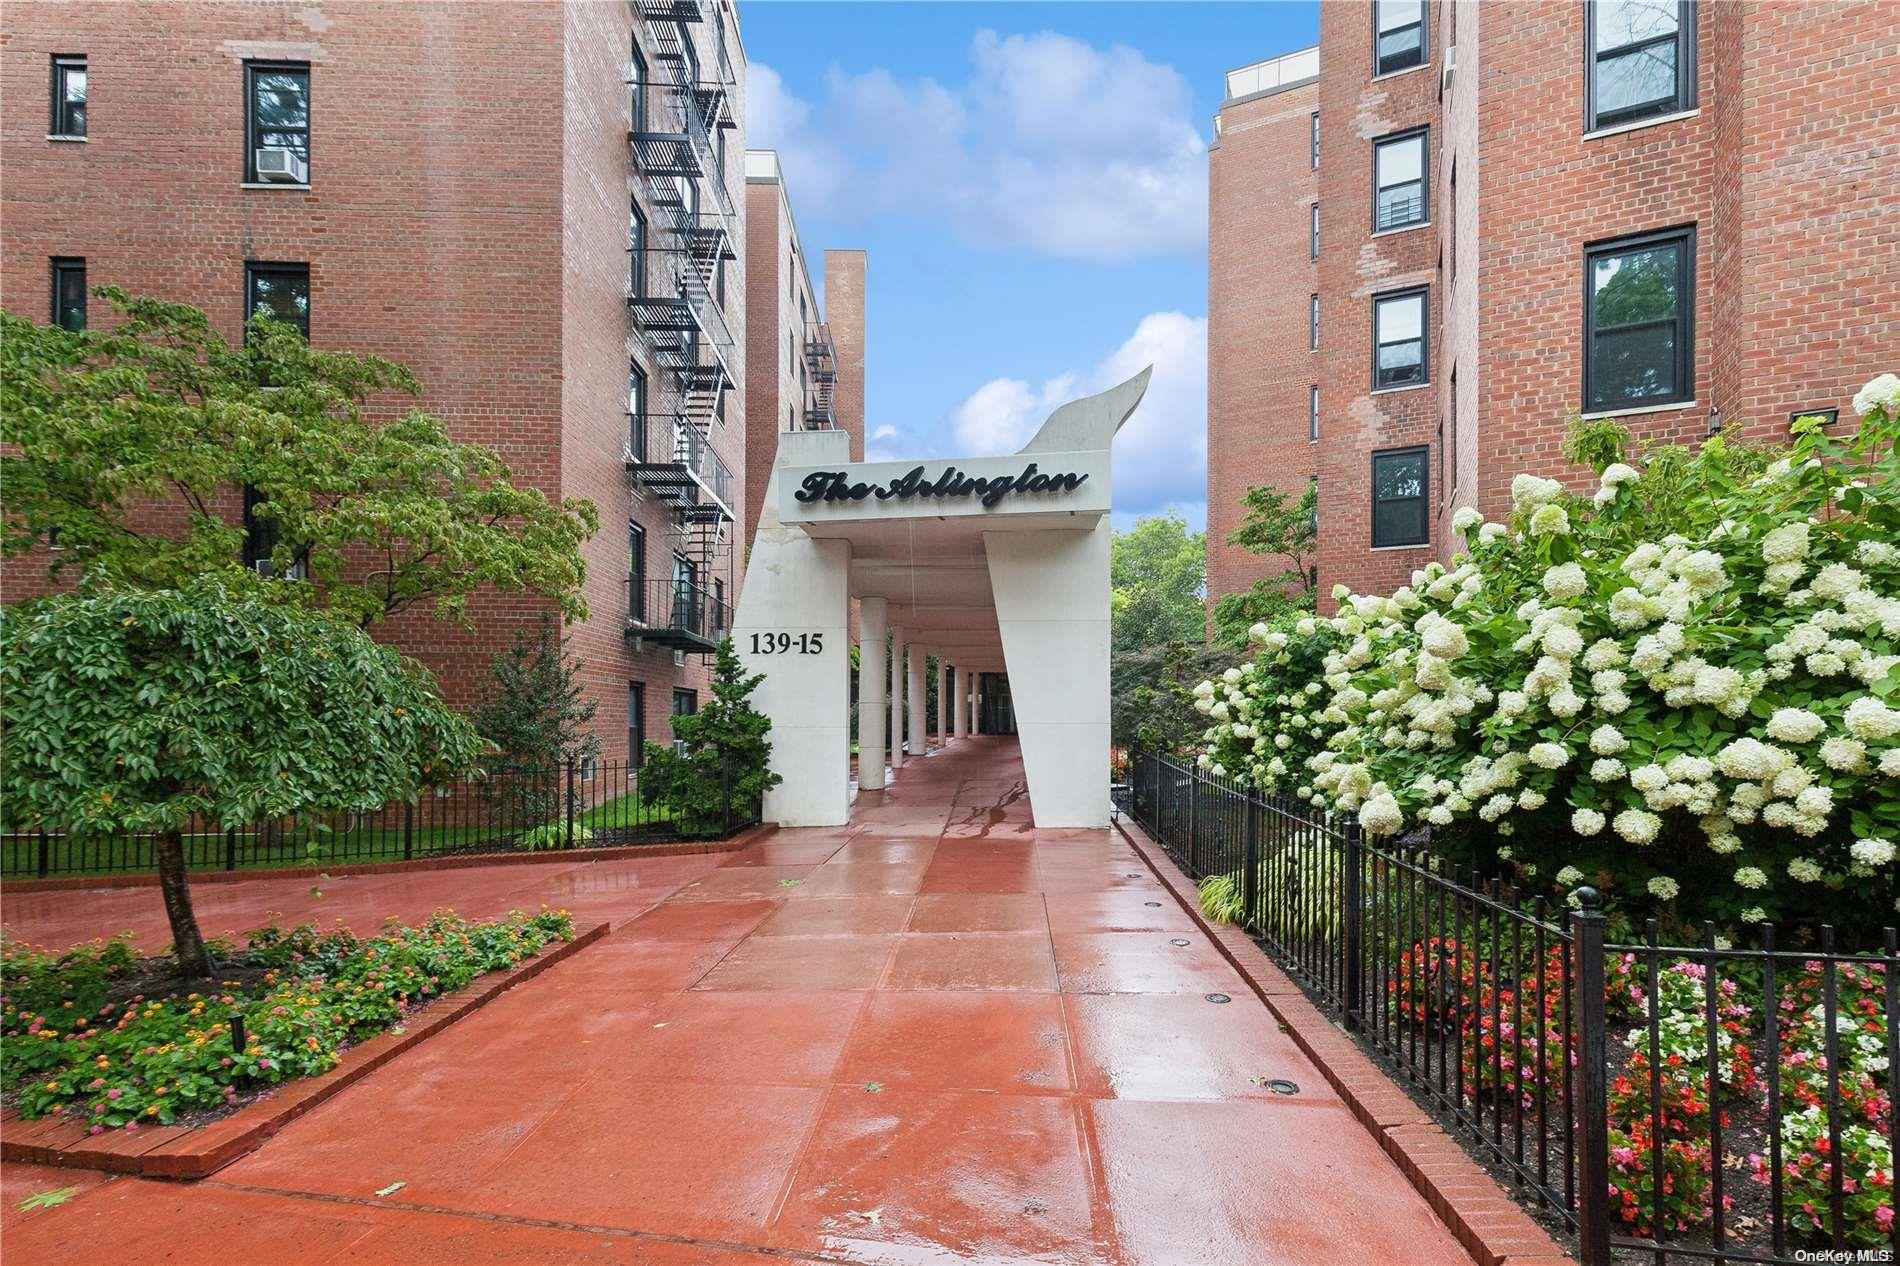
[{"xmin": 736, "ymin": 369, "xmax": 1150, "ymax": 827}]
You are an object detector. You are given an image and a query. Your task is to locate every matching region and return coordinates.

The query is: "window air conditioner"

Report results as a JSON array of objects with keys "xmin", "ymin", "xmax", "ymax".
[
  {"xmin": 254, "ymin": 147, "xmax": 308, "ymax": 184},
  {"xmin": 672, "ymin": 740, "xmax": 690, "ymax": 757},
  {"xmin": 1441, "ymin": 47, "xmax": 1457, "ymax": 97}
]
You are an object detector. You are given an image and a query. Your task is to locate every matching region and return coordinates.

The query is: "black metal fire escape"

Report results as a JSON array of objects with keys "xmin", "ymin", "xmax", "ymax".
[
  {"xmin": 804, "ymin": 323, "xmax": 837, "ymax": 431},
  {"xmin": 625, "ymin": 0, "xmax": 739, "ymax": 652}
]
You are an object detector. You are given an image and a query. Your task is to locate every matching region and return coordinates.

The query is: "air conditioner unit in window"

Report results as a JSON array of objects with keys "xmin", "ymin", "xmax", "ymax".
[
  {"xmin": 1440, "ymin": 47, "xmax": 1457, "ymax": 97},
  {"xmin": 672, "ymin": 739, "xmax": 690, "ymax": 757},
  {"xmin": 254, "ymin": 147, "xmax": 307, "ymax": 184}
]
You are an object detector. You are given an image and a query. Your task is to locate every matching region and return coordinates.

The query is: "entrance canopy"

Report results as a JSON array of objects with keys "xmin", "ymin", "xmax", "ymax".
[{"xmin": 734, "ymin": 369, "xmax": 1150, "ymax": 829}]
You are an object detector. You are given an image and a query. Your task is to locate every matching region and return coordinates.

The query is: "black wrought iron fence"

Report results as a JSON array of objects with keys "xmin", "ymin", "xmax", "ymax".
[
  {"xmin": 1128, "ymin": 748, "xmax": 1899, "ymax": 1266},
  {"xmin": 2, "ymin": 756, "xmax": 761, "ymax": 880}
]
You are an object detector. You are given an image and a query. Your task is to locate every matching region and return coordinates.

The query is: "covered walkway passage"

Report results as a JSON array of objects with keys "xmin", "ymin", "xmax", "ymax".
[{"xmin": 6, "ymin": 737, "xmax": 1470, "ymax": 1265}]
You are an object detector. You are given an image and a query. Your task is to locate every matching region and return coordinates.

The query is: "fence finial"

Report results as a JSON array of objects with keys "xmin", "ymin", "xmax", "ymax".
[{"xmin": 1572, "ymin": 885, "xmax": 1600, "ymax": 911}]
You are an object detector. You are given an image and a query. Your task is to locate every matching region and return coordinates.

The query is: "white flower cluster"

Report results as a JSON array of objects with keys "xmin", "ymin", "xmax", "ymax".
[{"xmin": 1187, "ymin": 375, "xmax": 1900, "ymax": 924}]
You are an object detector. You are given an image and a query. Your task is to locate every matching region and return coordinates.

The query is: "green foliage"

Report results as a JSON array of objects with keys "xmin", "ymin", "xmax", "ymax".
[
  {"xmin": 638, "ymin": 639, "xmax": 782, "ymax": 834},
  {"xmin": 1193, "ymin": 375, "xmax": 1900, "ymax": 934},
  {"xmin": 1109, "ymin": 513, "xmax": 1207, "ymax": 653},
  {"xmin": 473, "ymin": 619, "xmax": 600, "ymax": 827},
  {"xmin": 1, "ymin": 580, "xmax": 486, "ymax": 972},
  {"xmin": 2, "ymin": 909, "xmax": 573, "ymax": 1130},
  {"xmin": 0, "ymin": 289, "xmax": 599, "ymax": 627},
  {"xmin": 1110, "ymin": 640, "xmax": 1245, "ymax": 754},
  {"xmin": 475, "ymin": 619, "xmax": 601, "ymax": 769},
  {"xmin": 1, "ymin": 580, "xmax": 485, "ymax": 836},
  {"xmin": 1210, "ymin": 482, "xmax": 1318, "ymax": 647},
  {"xmin": 513, "ymin": 822, "xmax": 594, "ymax": 852}
]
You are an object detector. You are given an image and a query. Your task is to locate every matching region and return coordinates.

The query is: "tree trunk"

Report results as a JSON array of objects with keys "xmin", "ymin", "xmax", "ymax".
[{"xmin": 155, "ymin": 828, "xmax": 213, "ymax": 977}]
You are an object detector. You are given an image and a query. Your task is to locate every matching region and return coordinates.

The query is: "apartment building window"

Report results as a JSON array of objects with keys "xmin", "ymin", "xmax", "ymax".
[
  {"xmin": 1374, "ymin": 0, "xmax": 1426, "ymax": 76},
  {"xmin": 51, "ymin": 259, "xmax": 86, "ymax": 331},
  {"xmin": 672, "ymin": 688, "xmax": 698, "ymax": 718},
  {"xmin": 50, "ymin": 56, "xmax": 87, "ymax": 137},
  {"xmin": 629, "ymin": 521, "xmax": 647, "ymax": 620},
  {"xmin": 628, "ymin": 363, "xmax": 648, "ymax": 457},
  {"xmin": 1309, "ymin": 385, "xmax": 1320, "ymax": 442},
  {"xmin": 1448, "ymin": 362, "xmax": 1459, "ymax": 497},
  {"xmin": 245, "ymin": 62, "xmax": 310, "ymax": 181},
  {"xmin": 1309, "ymin": 294, "xmax": 1320, "ymax": 351},
  {"xmin": 1584, "ymin": 226, "xmax": 1693, "ymax": 411},
  {"xmin": 1372, "ymin": 287, "xmax": 1429, "ymax": 389},
  {"xmin": 246, "ymin": 262, "xmax": 310, "ymax": 336},
  {"xmin": 1587, "ymin": 0, "xmax": 1695, "ymax": 131},
  {"xmin": 1373, "ymin": 128, "xmax": 1428, "ymax": 231},
  {"xmin": 629, "ymin": 203, "xmax": 647, "ymax": 296},
  {"xmin": 629, "ymin": 682, "xmax": 646, "ymax": 767},
  {"xmin": 1310, "ymin": 111, "xmax": 1320, "ymax": 168},
  {"xmin": 630, "ymin": 43, "xmax": 648, "ymax": 131},
  {"xmin": 1310, "ymin": 203, "xmax": 1320, "ymax": 260},
  {"xmin": 1371, "ymin": 446, "xmax": 1429, "ymax": 548},
  {"xmin": 1307, "ymin": 476, "xmax": 1319, "ymax": 534}
]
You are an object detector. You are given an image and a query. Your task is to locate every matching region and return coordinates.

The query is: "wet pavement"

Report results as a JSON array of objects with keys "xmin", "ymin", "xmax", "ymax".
[{"xmin": 2, "ymin": 738, "xmax": 1472, "ymax": 1265}]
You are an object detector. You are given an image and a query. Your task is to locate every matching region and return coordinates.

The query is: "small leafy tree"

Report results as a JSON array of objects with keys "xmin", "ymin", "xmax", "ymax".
[
  {"xmin": 639, "ymin": 639, "xmax": 782, "ymax": 834},
  {"xmin": 1210, "ymin": 482, "xmax": 1318, "ymax": 645},
  {"xmin": 1, "ymin": 290, "xmax": 599, "ymax": 627},
  {"xmin": 473, "ymin": 619, "xmax": 601, "ymax": 827},
  {"xmin": 0, "ymin": 581, "xmax": 486, "ymax": 976}
]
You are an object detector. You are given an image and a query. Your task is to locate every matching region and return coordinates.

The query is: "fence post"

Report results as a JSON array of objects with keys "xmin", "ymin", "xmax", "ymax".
[
  {"xmin": 1186, "ymin": 761, "xmax": 1198, "ymax": 870},
  {"xmin": 1341, "ymin": 819, "xmax": 1364, "ymax": 1030},
  {"xmin": 564, "ymin": 759, "xmax": 577, "ymax": 849},
  {"xmin": 37, "ymin": 829, "xmax": 50, "ymax": 879},
  {"xmin": 1571, "ymin": 887, "xmax": 1613, "ymax": 1266},
  {"xmin": 225, "ymin": 827, "xmax": 238, "ymax": 872},
  {"xmin": 403, "ymin": 800, "xmax": 415, "ymax": 861},
  {"xmin": 1242, "ymin": 791, "xmax": 1261, "ymax": 926}
]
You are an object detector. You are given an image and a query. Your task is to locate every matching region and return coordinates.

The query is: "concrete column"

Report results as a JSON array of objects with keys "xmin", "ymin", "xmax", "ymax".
[
  {"xmin": 938, "ymin": 662, "xmax": 952, "ymax": 747},
  {"xmin": 951, "ymin": 666, "xmax": 966, "ymax": 739},
  {"xmin": 858, "ymin": 598, "xmax": 888, "ymax": 791},
  {"xmin": 973, "ymin": 679, "xmax": 983, "ymax": 736},
  {"xmin": 907, "ymin": 643, "xmax": 926, "ymax": 760},
  {"xmin": 890, "ymin": 627, "xmax": 906, "ymax": 770}
]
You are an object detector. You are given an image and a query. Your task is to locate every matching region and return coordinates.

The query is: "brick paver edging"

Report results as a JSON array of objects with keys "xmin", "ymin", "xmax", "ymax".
[
  {"xmin": 1113, "ymin": 815, "xmax": 1577, "ymax": 1266},
  {"xmin": 3, "ymin": 824, "xmax": 775, "ymax": 894},
  {"xmin": 0, "ymin": 919, "xmax": 612, "ymax": 1180}
]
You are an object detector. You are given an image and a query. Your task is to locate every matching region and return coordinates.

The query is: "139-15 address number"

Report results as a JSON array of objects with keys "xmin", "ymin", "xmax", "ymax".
[{"xmin": 749, "ymin": 632, "xmax": 824, "ymax": 655}]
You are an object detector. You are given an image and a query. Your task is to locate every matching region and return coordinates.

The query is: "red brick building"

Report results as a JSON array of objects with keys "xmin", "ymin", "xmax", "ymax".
[
  {"xmin": 740, "ymin": 151, "xmax": 864, "ymax": 552},
  {"xmin": 1206, "ymin": 49, "xmax": 1319, "ymax": 613},
  {"xmin": 1210, "ymin": 0, "xmax": 1900, "ymax": 615},
  {"xmin": 1, "ymin": 0, "xmax": 752, "ymax": 762}
]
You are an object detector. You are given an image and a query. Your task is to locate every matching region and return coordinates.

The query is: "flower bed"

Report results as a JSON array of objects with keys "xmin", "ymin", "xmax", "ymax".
[
  {"xmin": 1192, "ymin": 375, "xmax": 1900, "ymax": 934},
  {"xmin": 1, "ymin": 908, "xmax": 573, "ymax": 1132}
]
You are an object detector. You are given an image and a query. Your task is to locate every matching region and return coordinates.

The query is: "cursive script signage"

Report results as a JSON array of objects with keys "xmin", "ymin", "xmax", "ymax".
[{"xmin": 793, "ymin": 462, "xmax": 1088, "ymax": 510}]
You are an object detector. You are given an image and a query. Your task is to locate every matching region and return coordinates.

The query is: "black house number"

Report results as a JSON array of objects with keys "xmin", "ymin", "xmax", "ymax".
[{"xmin": 750, "ymin": 632, "xmax": 824, "ymax": 655}]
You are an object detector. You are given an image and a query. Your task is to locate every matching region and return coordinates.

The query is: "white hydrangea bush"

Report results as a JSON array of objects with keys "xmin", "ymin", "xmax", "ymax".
[{"xmin": 1195, "ymin": 378, "xmax": 1900, "ymax": 929}]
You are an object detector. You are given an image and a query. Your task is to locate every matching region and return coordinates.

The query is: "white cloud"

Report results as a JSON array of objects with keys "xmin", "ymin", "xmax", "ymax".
[
  {"xmin": 870, "ymin": 424, "xmax": 897, "ymax": 442},
  {"xmin": 943, "ymin": 311, "xmax": 1206, "ymax": 522},
  {"xmin": 748, "ymin": 32, "xmax": 1206, "ymax": 261}
]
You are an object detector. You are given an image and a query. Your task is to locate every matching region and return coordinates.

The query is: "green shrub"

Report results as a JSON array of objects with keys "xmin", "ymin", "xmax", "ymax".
[
  {"xmin": 639, "ymin": 639, "xmax": 781, "ymax": 834},
  {"xmin": 513, "ymin": 822, "xmax": 594, "ymax": 851},
  {"xmin": 1195, "ymin": 375, "xmax": 1900, "ymax": 933}
]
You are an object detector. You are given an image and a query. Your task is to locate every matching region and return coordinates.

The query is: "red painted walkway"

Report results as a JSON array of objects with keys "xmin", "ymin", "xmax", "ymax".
[{"xmin": 3, "ymin": 738, "xmax": 1471, "ymax": 1265}]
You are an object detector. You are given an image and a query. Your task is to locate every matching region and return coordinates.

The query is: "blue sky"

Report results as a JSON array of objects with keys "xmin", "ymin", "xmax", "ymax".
[{"xmin": 737, "ymin": 1, "xmax": 1320, "ymax": 530}]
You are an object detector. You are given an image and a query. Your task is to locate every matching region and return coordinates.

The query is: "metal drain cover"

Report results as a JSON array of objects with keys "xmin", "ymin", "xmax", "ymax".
[
  {"xmin": 1144, "ymin": 901, "xmax": 1162, "ymax": 907},
  {"xmin": 1169, "ymin": 938, "xmax": 1191, "ymax": 947},
  {"xmin": 1205, "ymin": 993, "xmax": 1231, "ymax": 1004},
  {"xmin": 1264, "ymin": 1078, "xmax": 1300, "ymax": 1095}
]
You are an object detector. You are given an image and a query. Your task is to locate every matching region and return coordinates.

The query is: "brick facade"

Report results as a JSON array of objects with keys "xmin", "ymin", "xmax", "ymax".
[
  {"xmin": 1205, "ymin": 67, "xmax": 1318, "ymax": 616},
  {"xmin": 1, "ymin": 0, "xmax": 751, "ymax": 761},
  {"xmin": 1210, "ymin": 1, "xmax": 1900, "ymax": 617}
]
